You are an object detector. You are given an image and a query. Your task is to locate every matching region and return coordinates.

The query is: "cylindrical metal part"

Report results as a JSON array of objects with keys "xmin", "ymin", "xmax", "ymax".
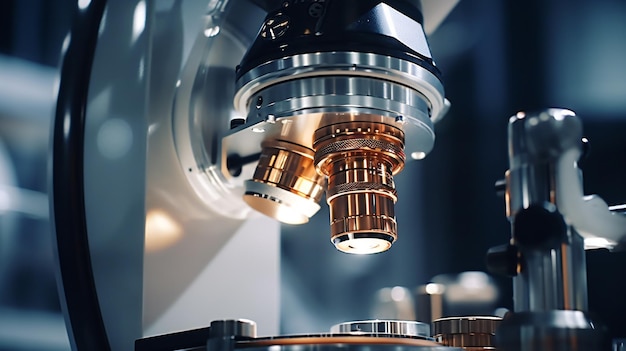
[
  {"xmin": 314, "ymin": 121, "xmax": 405, "ymax": 254},
  {"xmin": 235, "ymin": 0, "xmax": 441, "ymax": 107},
  {"xmin": 209, "ymin": 319, "xmax": 257, "ymax": 339},
  {"xmin": 432, "ymin": 316, "xmax": 501, "ymax": 350},
  {"xmin": 494, "ymin": 311, "xmax": 603, "ymax": 351},
  {"xmin": 513, "ymin": 230, "xmax": 588, "ymax": 312},
  {"xmin": 505, "ymin": 110, "xmax": 588, "ymax": 312},
  {"xmin": 243, "ymin": 140, "xmax": 325, "ymax": 224},
  {"xmin": 415, "ymin": 283, "xmax": 445, "ymax": 323},
  {"xmin": 330, "ymin": 320, "xmax": 431, "ymax": 338},
  {"xmin": 506, "ymin": 109, "xmax": 582, "ymax": 219},
  {"xmin": 208, "ymin": 319, "xmax": 257, "ymax": 351}
]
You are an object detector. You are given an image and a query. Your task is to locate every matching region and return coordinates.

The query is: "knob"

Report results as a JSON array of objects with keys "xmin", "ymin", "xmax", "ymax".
[
  {"xmin": 486, "ymin": 244, "xmax": 520, "ymax": 277},
  {"xmin": 513, "ymin": 203, "xmax": 566, "ymax": 250},
  {"xmin": 209, "ymin": 319, "xmax": 257, "ymax": 339}
]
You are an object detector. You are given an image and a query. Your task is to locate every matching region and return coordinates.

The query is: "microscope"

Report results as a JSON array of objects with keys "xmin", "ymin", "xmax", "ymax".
[{"xmin": 51, "ymin": 0, "xmax": 626, "ymax": 350}]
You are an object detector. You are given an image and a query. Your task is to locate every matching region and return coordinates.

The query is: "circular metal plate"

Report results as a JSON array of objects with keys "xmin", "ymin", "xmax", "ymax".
[
  {"xmin": 238, "ymin": 335, "xmax": 454, "ymax": 349},
  {"xmin": 330, "ymin": 320, "xmax": 431, "ymax": 338}
]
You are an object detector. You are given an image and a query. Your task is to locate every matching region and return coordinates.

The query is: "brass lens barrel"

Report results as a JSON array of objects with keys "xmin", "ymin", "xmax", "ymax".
[
  {"xmin": 314, "ymin": 121, "xmax": 405, "ymax": 254},
  {"xmin": 244, "ymin": 140, "xmax": 325, "ymax": 224}
]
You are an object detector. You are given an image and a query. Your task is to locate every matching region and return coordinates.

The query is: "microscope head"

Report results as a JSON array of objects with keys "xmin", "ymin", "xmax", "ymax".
[{"xmin": 232, "ymin": 0, "xmax": 448, "ymax": 253}]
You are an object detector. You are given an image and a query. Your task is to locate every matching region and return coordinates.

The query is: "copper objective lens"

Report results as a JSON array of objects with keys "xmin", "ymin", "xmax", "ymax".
[
  {"xmin": 313, "ymin": 120, "xmax": 405, "ymax": 254},
  {"xmin": 243, "ymin": 140, "xmax": 326, "ymax": 224}
]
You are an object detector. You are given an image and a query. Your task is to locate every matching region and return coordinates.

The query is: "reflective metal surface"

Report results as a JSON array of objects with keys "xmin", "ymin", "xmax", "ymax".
[
  {"xmin": 432, "ymin": 316, "xmax": 501, "ymax": 350},
  {"xmin": 507, "ymin": 110, "xmax": 626, "ymax": 248},
  {"xmin": 243, "ymin": 140, "xmax": 325, "ymax": 224},
  {"xmin": 330, "ymin": 320, "xmax": 431, "ymax": 339},
  {"xmin": 239, "ymin": 336, "xmax": 458, "ymax": 351},
  {"xmin": 226, "ymin": 1, "xmax": 447, "ymax": 253},
  {"xmin": 241, "ymin": 336, "xmax": 446, "ymax": 349},
  {"xmin": 314, "ymin": 120, "xmax": 405, "ymax": 254},
  {"xmin": 503, "ymin": 110, "xmax": 619, "ymax": 313},
  {"xmin": 228, "ymin": 76, "xmax": 434, "ymax": 232},
  {"xmin": 136, "ymin": 318, "xmax": 461, "ymax": 351},
  {"xmin": 171, "ymin": 0, "xmax": 260, "ymax": 219},
  {"xmin": 170, "ymin": 0, "xmax": 446, "ymax": 255},
  {"xmin": 495, "ymin": 311, "xmax": 602, "ymax": 351},
  {"xmin": 487, "ymin": 110, "xmax": 615, "ymax": 350},
  {"xmin": 234, "ymin": 52, "xmax": 446, "ymax": 123}
]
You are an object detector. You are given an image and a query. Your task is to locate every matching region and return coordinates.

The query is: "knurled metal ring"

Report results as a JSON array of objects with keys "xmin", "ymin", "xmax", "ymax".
[
  {"xmin": 314, "ymin": 138, "xmax": 405, "ymax": 163},
  {"xmin": 326, "ymin": 181, "xmax": 397, "ymax": 200},
  {"xmin": 432, "ymin": 316, "xmax": 502, "ymax": 335}
]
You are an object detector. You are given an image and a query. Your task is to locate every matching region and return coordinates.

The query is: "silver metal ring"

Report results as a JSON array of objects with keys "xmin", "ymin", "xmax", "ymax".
[
  {"xmin": 247, "ymin": 76, "xmax": 430, "ymax": 121},
  {"xmin": 231, "ymin": 72, "xmax": 435, "ymax": 157},
  {"xmin": 209, "ymin": 319, "xmax": 257, "ymax": 338},
  {"xmin": 234, "ymin": 52, "xmax": 445, "ymax": 122},
  {"xmin": 244, "ymin": 180, "xmax": 322, "ymax": 219},
  {"xmin": 330, "ymin": 320, "xmax": 431, "ymax": 339}
]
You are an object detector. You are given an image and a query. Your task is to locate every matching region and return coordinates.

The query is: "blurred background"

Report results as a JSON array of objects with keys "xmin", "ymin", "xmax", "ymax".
[
  {"xmin": 0, "ymin": 0, "xmax": 625, "ymax": 350},
  {"xmin": 0, "ymin": 1, "xmax": 74, "ymax": 350}
]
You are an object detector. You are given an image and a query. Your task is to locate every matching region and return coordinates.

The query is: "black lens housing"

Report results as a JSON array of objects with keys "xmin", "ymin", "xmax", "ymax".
[{"xmin": 236, "ymin": 0, "xmax": 442, "ymax": 82}]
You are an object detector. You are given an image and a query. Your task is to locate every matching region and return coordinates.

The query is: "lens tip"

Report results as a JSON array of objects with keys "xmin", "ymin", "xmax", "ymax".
[
  {"xmin": 333, "ymin": 234, "xmax": 395, "ymax": 254},
  {"xmin": 243, "ymin": 180, "xmax": 321, "ymax": 224}
]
